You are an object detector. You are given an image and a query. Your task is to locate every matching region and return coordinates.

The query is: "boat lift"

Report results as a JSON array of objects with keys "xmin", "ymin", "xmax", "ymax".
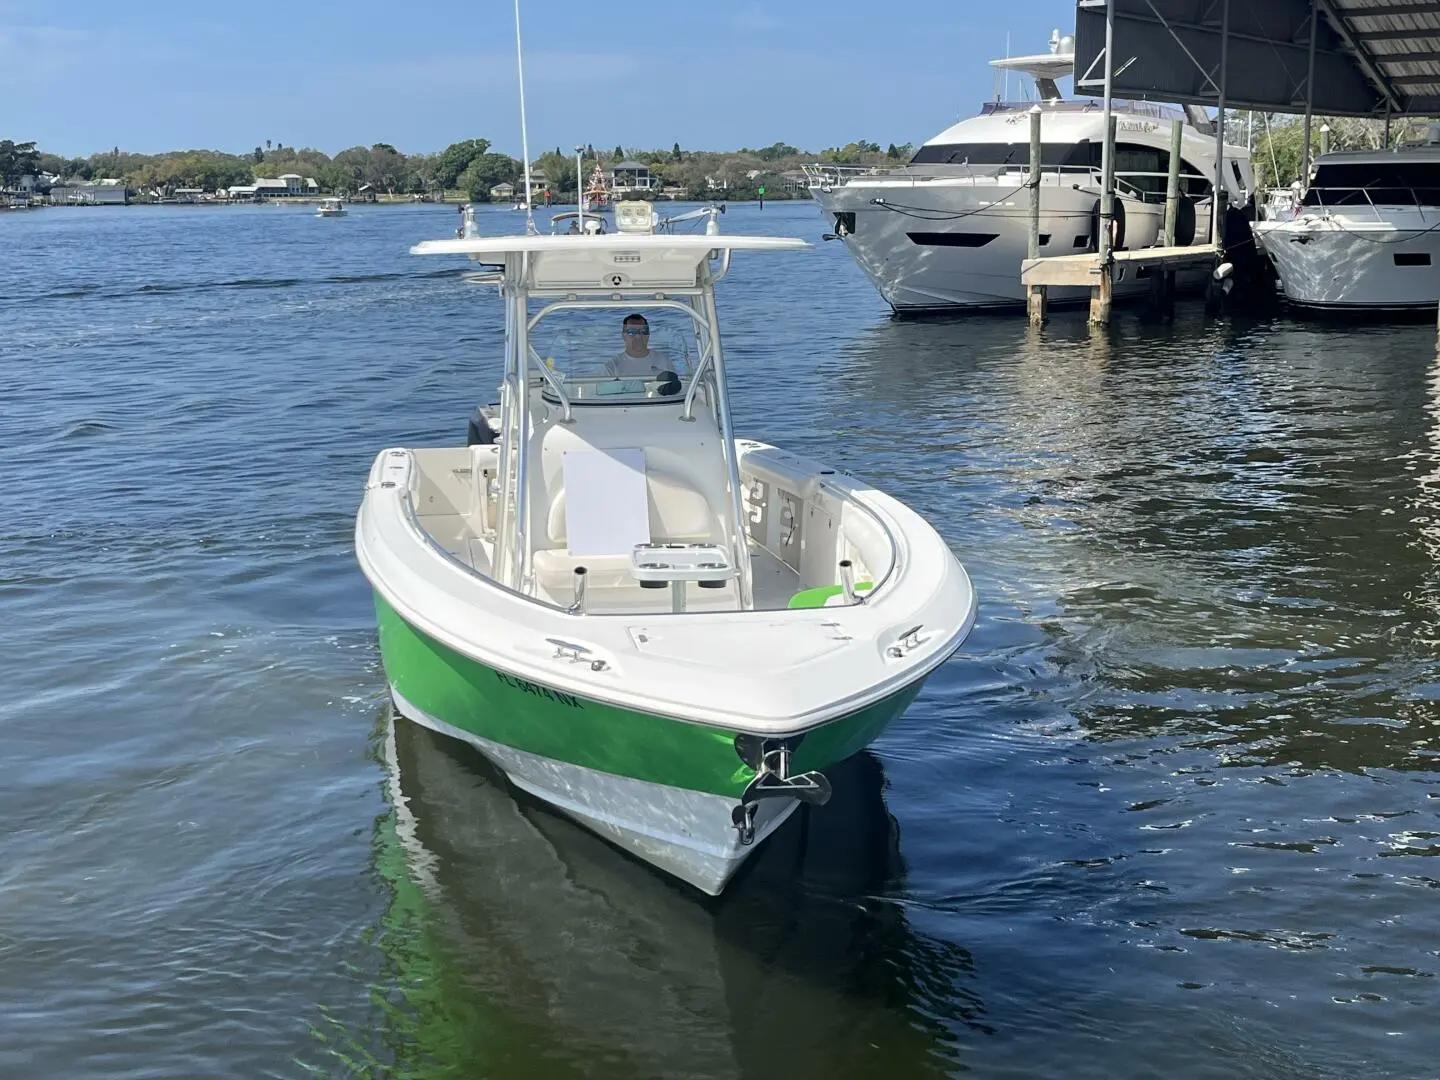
[{"xmin": 1028, "ymin": 0, "xmax": 1440, "ymax": 328}]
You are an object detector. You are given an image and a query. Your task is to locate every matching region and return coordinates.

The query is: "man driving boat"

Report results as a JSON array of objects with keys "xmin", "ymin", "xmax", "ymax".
[{"xmin": 606, "ymin": 313, "xmax": 671, "ymax": 377}]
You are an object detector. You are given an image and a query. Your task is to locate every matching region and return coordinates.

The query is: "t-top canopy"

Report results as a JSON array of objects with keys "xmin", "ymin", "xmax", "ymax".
[{"xmin": 411, "ymin": 233, "xmax": 809, "ymax": 292}]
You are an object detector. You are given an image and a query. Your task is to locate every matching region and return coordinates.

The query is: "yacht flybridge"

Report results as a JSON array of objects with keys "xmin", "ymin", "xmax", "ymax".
[
  {"xmin": 804, "ymin": 31, "xmax": 1254, "ymax": 313},
  {"xmin": 1253, "ymin": 142, "xmax": 1440, "ymax": 311},
  {"xmin": 355, "ymin": 201, "xmax": 977, "ymax": 894}
]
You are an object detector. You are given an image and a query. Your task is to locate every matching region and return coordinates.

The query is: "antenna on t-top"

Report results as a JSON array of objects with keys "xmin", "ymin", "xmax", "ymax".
[{"xmin": 514, "ymin": 0, "xmax": 536, "ymax": 235}]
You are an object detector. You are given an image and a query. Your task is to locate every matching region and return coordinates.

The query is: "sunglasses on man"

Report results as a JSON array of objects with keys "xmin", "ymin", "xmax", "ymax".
[{"xmin": 623, "ymin": 327, "xmax": 650, "ymax": 336}]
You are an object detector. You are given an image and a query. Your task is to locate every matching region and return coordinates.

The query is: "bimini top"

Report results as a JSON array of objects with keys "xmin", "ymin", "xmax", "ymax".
[{"xmin": 411, "ymin": 232, "xmax": 809, "ymax": 292}]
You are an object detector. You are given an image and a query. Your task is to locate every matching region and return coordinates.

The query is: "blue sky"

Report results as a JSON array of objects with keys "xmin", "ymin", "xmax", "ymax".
[{"xmin": 1, "ymin": 0, "xmax": 1074, "ymax": 157}]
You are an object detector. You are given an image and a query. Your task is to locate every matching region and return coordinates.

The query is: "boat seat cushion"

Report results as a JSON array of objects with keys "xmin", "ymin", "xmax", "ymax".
[
  {"xmin": 547, "ymin": 468, "xmax": 716, "ymax": 549},
  {"xmin": 531, "ymin": 550, "xmax": 636, "ymax": 590},
  {"xmin": 559, "ymin": 448, "xmax": 651, "ymax": 556}
]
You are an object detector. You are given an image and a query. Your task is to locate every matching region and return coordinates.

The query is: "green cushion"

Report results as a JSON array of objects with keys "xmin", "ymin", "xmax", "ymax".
[{"xmin": 786, "ymin": 581, "xmax": 874, "ymax": 609}]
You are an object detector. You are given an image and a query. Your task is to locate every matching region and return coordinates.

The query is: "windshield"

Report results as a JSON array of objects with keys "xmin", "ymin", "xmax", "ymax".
[
  {"xmin": 530, "ymin": 308, "xmax": 699, "ymax": 406},
  {"xmin": 1304, "ymin": 162, "xmax": 1440, "ymax": 207}
]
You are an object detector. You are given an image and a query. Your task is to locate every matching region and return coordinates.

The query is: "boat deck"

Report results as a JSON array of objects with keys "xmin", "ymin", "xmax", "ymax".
[{"xmin": 439, "ymin": 528, "xmax": 802, "ymax": 614}]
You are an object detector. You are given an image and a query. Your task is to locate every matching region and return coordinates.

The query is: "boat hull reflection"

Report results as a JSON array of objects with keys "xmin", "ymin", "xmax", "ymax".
[{"xmin": 376, "ymin": 708, "xmax": 984, "ymax": 1077}]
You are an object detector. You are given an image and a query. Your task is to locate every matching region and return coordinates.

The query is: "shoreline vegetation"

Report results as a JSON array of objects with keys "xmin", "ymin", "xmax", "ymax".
[
  {"xmin": 7, "ymin": 113, "xmax": 1434, "ymax": 208},
  {"xmin": 0, "ymin": 137, "xmax": 917, "ymax": 205}
]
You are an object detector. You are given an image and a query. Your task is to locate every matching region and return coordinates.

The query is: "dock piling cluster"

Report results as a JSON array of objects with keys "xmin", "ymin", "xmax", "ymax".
[{"xmin": 1022, "ymin": 110, "xmax": 1204, "ymax": 327}]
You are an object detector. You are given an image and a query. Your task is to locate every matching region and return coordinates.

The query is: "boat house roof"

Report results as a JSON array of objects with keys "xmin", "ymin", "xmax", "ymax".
[{"xmin": 1075, "ymin": 0, "xmax": 1440, "ymax": 117}]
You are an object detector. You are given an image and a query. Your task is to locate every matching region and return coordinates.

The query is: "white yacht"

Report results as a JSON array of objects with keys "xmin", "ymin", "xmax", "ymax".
[
  {"xmin": 1253, "ymin": 141, "xmax": 1440, "ymax": 312},
  {"xmin": 804, "ymin": 32, "xmax": 1253, "ymax": 313}
]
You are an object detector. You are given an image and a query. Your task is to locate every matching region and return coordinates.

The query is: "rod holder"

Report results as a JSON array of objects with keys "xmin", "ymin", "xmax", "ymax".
[
  {"xmin": 569, "ymin": 566, "xmax": 588, "ymax": 614},
  {"xmin": 839, "ymin": 559, "xmax": 860, "ymax": 604}
]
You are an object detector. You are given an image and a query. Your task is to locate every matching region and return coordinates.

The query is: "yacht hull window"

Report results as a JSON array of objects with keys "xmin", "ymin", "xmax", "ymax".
[
  {"xmin": 909, "ymin": 140, "xmax": 1210, "ymax": 198},
  {"xmin": 909, "ymin": 141, "xmax": 1092, "ymax": 168},
  {"xmin": 905, "ymin": 232, "xmax": 1000, "ymax": 247}
]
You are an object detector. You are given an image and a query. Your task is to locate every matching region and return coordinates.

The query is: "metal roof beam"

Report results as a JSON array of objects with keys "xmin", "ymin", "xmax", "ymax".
[
  {"xmin": 1374, "ymin": 51, "xmax": 1440, "ymax": 63},
  {"xmin": 1354, "ymin": 28, "xmax": 1440, "ymax": 41},
  {"xmin": 1387, "ymin": 73, "xmax": 1440, "ymax": 84},
  {"xmin": 1317, "ymin": 0, "xmax": 1405, "ymax": 110},
  {"xmin": 1109, "ymin": 10, "xmax": 1320, "ymax": 53},
  {"xmin": 1348, "ymin": 1, "xmax": 1440, "ymax": 16}
]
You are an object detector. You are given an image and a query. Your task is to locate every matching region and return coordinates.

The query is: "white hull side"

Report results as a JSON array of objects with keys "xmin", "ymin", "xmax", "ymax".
[
  {"xmin": 1255, "ymin": 214, "xmax": 1440, "ymax": 310},
  {"xmin": 391, "ymin": 687, "xmax": 797, "ymax": 895},
  {"xmin": 813, "ymin": 179, "xmax": 1207, "ymax": 312},
  {"xmin": 357, "ymin": 440, "xmax": 976, "ymax": 735}
]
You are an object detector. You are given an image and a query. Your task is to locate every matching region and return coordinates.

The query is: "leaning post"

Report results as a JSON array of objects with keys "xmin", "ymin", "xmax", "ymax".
[
  {"xmin": 1026, "ymin": 104, "xmax": 1047, "ymax": 326},
  {"xmin": 1090, "ymin": 112, "xmax": 1117, "ymax": 327}
]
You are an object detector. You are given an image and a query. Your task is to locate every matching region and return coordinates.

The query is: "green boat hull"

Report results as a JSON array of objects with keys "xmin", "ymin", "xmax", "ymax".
[{"xmin": 374, "ymin": 594, "xmax": 924, "ymax": 799}]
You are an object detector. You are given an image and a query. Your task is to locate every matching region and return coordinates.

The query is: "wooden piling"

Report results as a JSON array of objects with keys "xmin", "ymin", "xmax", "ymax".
[
  {"xmin": 1026, "ymin": 104, "xmax": 1047, "ymax": 326},
  {"xmin": 1090, "ymin": 261, "xmax": 1113, "ymax": 326},
  {"xmin": 1090, "ymin": 113, "xmax": 1117, "ymax": 327},
  {"xmin": 1163, "ymin": 119, "xmax": 1182, "ymax": 247}
]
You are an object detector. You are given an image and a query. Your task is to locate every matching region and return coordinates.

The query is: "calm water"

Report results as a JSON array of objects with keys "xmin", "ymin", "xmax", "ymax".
[{"xmin": 5, "ymin": 200, "xmax": 1440, "ymax": 1079}]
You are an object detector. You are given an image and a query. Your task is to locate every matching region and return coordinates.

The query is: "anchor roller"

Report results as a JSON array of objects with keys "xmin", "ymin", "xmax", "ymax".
[{"xmin": 730, "ymin": 738, "xmax": 832, "ymax": 845}]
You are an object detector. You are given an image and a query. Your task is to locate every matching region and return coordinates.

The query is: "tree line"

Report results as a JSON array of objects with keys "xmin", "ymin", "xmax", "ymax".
[
  {"xmin": 0, "ymin": 137, "xmax": 914, "ymax": 201},
  {"xmin": 1241, "ymin": 112, "xmax": 1435, "ymax": 189}
]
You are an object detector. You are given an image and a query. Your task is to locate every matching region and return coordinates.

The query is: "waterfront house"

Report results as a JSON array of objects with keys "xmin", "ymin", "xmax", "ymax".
[
  {"xmin": 780, "ymin": 169, "xmax": 808, "ymax": 193},
  {"xmin": 277, "ymin": 173, "xmax": 320, "ymax": 195},
  {"xmin": 224, "ymin": 175, "xmax": 321, "ymax": 201},
  {"xmin": 610, "ymin": 160, "xmax": 655, "ymax": 194},
  {"xmin": 490, "ymin": 176, "xmax": 549, "ymax": 202}
]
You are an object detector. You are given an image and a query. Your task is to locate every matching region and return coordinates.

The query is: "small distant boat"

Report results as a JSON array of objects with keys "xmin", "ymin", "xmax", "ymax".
[
  {"xmin": 316, "ymin": 197, "xmax": 346, "ymax": 218},
  {"xmin": 1257, "ymin": 185, "xmax": 1299, "ymax": 221},
  {"xmin": 583, "ymin": 162, "xmax": 611, "ymax": 213}
]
